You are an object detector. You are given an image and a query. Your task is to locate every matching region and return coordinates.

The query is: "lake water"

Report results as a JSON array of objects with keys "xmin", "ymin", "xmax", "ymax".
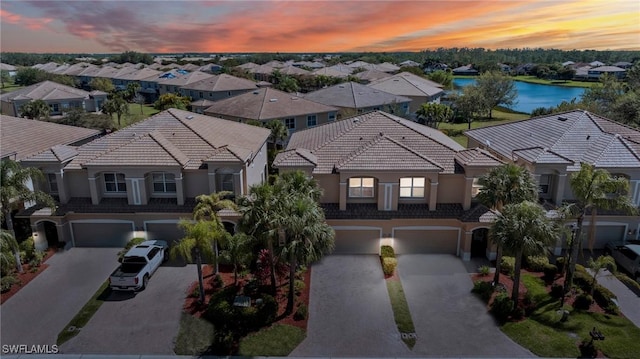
[{"xmin": 452, "ymin": 78, "xmax": 586, "ymax": 114}]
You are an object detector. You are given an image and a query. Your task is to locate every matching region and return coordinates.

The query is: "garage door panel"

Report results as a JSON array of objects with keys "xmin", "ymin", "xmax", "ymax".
[
  {"xmin": 333, "ymin": 229, "xmax": 380, "ymax": 254},
  {"xmin": 394, "ymin": 229, "xmax": 457, "ymax": 254},
  {"xmin": 72, "ymin": 223, "xmax": 132, "ymax": 247},
  {"xmin": 146, "ymin": 223, "xmax": 185, "ymax": 247}
]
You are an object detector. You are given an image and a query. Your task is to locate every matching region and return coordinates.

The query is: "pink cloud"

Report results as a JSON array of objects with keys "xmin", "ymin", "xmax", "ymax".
[{"xmin": 0, "ymin": 8, "xmax": 52, "ymax": 30}]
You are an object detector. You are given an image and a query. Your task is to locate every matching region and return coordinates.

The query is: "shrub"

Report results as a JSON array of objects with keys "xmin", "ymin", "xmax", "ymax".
[
  {"xmin": 593, "ymin": 285, "xmax": 618, "ymax": 314},
  {"xmin": 294, "ymin": 279, "xmax": 305, "ymax": 296},
  {"xmin": 294, "ymin": 303, "xmax": 308, "ymax": 321},
  {"xmin": 19, "ymin": 237, "xmax": 36, "ymax": 262},
  {"xmin": 555, "ymin": 257, "xmax": 565, "ymax": 273},
  {"xmin": 500, "ymin": 256, "xmax": 515, "ymax": 276},
  {"xmin": 190, "ymin": 284, "xmax": 201, "ymax": 298},
  {"xmin": 255, "ymin": 294, "xmax": 277, "ymax": 326},
  {"xmin": 1, "ymin": 275, "xmax": 20, "ymax": 293},
  {"xmin": 478, "ymin": 265, "xmax": 490, "ymax": 276},
  {"xmin": 573, "ymin": 293, "xmax": 593, "ymax": 310},
  {"xmin": 490, "ymin": 292, "xmax": 514, "ymax": 323},
  {"xmin": 28, "ymin": 251, "xmax": 45, "ymax": 268},
  {"xmin": 543, "ymin": 263, "xmax": 558, "ymax": 282},
  {"xmin": 525, "ymin": 255, "xmax": 549, "ymax": 272},
  {"xmin": 382, "ymin": 257, "xmax": 398, "ymax": 275},
  {"xmin": 117, "ymin": 237, "xmax": 146, "ymax": 262},
  {"xmin": 472, "ymin": 280, "xmax": 494, "ymax": 302},
  {"xmin": 573, "ymin": 270, "xmax": 592, "ymax": 292},
  {"xmin": 380, "ymin": 245, "xmax": 395, "ymax": 258},
  {"xmin": 212, "ymin": 274, "xmax": 224, "ymax": 289},
  {"xmin": 550, "ymin": 283, "xmax": 564, "ymax": 298}
]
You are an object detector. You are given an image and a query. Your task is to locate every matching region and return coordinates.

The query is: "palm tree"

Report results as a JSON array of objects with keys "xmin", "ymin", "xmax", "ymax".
[
  {"xmin": 193, "ymin": 192, "xmax": 237, "ymax": 274},
  {"xmin": 587, "ymin": 255, "xmax": 616, "ymax": 297},
  {"xmin": 1, "ymin": 160, "xmax": 56, "ymax": 273},
  {"xmin": 490, "ymin": 201, "xmax": 558, "ymax": 305},
  {"xmin": 20, "ymin": 100, "xmax": 50, "ymax": 120},
  {"xmin": 416, "ymin": 103, "xmax": 453, "ymax": 128},
  {"xmin": 1, "ymin": 229, "xmax": 19, "ymax": 275},
  {"xmin": 101, "ymin": 93, "xmax": 129, "ymax": 127},
  {"xmin": 237, "ymin": 183, "xmax": 280, "ymax": 294},
  {"xmin": 565, "ymin": 163, "xmax": 636, "ymax": 297},
  {"xmin": 125, "ymin": 82, "xmax": 141, "ymax": 102},
  {"xmin": 220, "ymin": 232, "xmax": 252, "ymax": 285},
  {"xmin": 171, "ymin": 219, "xmax": 225, "ymax": 303},
  {"xmin": 265, "ymin": 119, "xmax": 288, "ymax": 150},
  {"xmin": 476, "ymin": 164, "xmax": 538, "ymax": 286}
]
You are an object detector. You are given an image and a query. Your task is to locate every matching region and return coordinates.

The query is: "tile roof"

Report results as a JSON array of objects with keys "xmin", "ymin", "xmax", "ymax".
[
  {"xmin": 1, "ymin": 81, "xmax": 90, "ymax": 102},
  {"xmin": 274, "ymin": 148, "xmax": 318, "ymax": 167},
  {"xmin": 454, "ymin": 148, "xmax": 504, "ymax": 167},
  {"xmin": 1, "ymin": 115, "xmax": 100, "ymax": 161},
  {"xmin": 274, "ymin": 111, "xmax": 464, "ymax": 174},
  {"xmin": 63, "ymin": 109, "xmax": 270, "ymax": 170},
  {"xmin": 154, "ymin": 70, "xmax": 215, "ymax": 86},
  {"xmin": 203, "ymin": 87, "xmax": 337, "ymax": 121},
  {"xmin": 180, "ymin": 73, "xmax": 258, "ymax": 92},
  {"xmin": 354, "ymin": 69, "xmax": 393, "ymax": 82},
  {"xmin": 22, "ymin": 145, "xmax": 80, "ymax": 163},
  {"xmin": 367, "ymin": 72, "xmax": 444, "ymax": 97},
  {"xmin": 303, "ymin": 82, "xmax": 411, "ymax": 109},
  {"xmin": 465, "ymin": 110, "xmax": 640, "ymax": 170}
]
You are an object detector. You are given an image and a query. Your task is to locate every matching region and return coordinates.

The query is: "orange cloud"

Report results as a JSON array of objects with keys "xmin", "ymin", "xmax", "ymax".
[{"xmin": 0, "ymin": 8, "xmax": 52, "ymax": 30}]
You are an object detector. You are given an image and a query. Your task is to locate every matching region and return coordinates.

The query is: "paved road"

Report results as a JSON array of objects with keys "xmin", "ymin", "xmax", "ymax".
[
  {"xmin": 591, "ymin": 270, "xmax": 640, "ymax": 328},
  {"xmin": 291, "ymin": 255, "xmax": 410, "ymax": 357},
  {"xmin": 60, "ymin": 263, "xmax": 195, "ymax": 355},
  {"xmin": 1, "ymin": 248, "xmax": 120, "ymax": 347},
  {"xmin": 398, "ymin": 254, "xmax": 533, "ymax": 357}
]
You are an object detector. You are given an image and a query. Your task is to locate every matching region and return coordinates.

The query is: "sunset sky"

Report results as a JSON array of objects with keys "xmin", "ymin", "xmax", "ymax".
[{"xmin": 1, "ymin": 0, "xmax": 639, "ymax": 53}]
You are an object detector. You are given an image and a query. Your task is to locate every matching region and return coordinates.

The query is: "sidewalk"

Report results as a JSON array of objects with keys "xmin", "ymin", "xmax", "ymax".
[{"xmin": 594, "ymin": 270, "xmax": 640, "ymax": 328}]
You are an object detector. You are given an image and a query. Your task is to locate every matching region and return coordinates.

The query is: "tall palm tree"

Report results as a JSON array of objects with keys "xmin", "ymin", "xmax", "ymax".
[
  {"xmin": 125, "ymin": 82, "xmax": 141, "ymax": 102},
  {"xmin": 237, "ymin": 183, "xmax": 280, "ymax": 294},
  {"xmin": 265, "ymin": 119, "xmax": 288, "ymax": 150},
  {"xmin": 171, "ymin": 219, "xmax": 225, "ymax": 303},
  {"xmin": 220, "ymin": 232, "xmax": 252, "ymax": 285},
  {"xmin": 476, "ymin": 164, "xmax": 538, "ymax": 286},
  {"xmin": 587, "ymin": 255, "xmax": 616, "ymax": 297},
  {"xmin": 490, "ymin": 201, "xmax": 558, "ymax": 305},
  {"xmin": 565, "ymin": 163, "xmax": 635, "ymax": 297},
  {"xmin": 1, "ymin": 160, "xmax": 56, "ymax": 272},
  {"xmin": 19, "ymin": 100, "xmax": 50, "ymax": 121},
  {"xmin": 1, "ymin": 229, "xmax": 19, "ymax": 275},
  {"xmin": 193, "ymin": 192, "xmax": 237, "ymax": 274},
  {"xmin": 101, "ymin": 93, "xmax": 129, "ymax": 127}
]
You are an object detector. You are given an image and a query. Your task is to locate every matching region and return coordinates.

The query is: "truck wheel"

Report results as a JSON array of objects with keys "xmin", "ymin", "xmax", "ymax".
[{"xmin": 142, "ymin": 275, "xmax": 149, "ymax": 290}]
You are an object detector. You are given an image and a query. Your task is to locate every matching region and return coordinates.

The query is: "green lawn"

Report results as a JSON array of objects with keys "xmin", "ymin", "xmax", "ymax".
[
  {"xmin": 386, "ymin": 279, "xmax": 416, "ymax": 348},
  {"xmin": 514, "ymin": 75, "xmax": 598, "ymax": 88},
  {"xmin": 57, "ymin": 281, "xmax": 110, "ymax": 345},
  {"xmin": 111, "ymin": 104, "xmax": 159, "ymax": 128},
  {"xmin": 439, "ymin": 108, "xmax": 530, "ymax": 147},
  {"xmin": 238, "ymin": 324, "xmax": 306, "ymax": 356},
  {"xmin": 501, "ymin": 274, "xmax": 640, "ymax": 358},
  {"xmin": 0, "ymin": 84, "xmax": 24, "ymax": 94},
  {"xmin": 173, "ymin": 312, "xmax": 216, "ymax": 356}
]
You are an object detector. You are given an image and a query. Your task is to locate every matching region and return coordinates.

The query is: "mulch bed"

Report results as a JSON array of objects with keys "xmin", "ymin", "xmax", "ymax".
[
  {"xmin": 1, "ymin": 248, "xmax": 56, "ymax": 304},
  {"xmin": 182, "ymin": 264, "xmax": 310, "ymax": 330}
]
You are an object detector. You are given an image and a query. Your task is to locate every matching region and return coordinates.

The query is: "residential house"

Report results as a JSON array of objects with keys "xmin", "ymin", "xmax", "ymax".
[
  {"xmin": 303, "ymin": 82, "xmax": 411, "ymax": 119},
  {"xmin": 399, "ymin": 60, "xmax": 421, "ymax": 68},
  {"xmin": 0, "ymin": 81, "xmax": 107, "ymax": 117},
  {"xmin": 465, "ymin": 110, "xmax": 640, "ymax": 252},
  {"xmin": 312, "ymin": 66, "xmax": 351, "ymax": 79},
  {"xmin": 274, "ymin": 110, "xmax": 503, "ymax": 259},
  {"xmin": 367, "ymin": 72, "xmax": 445, "ymax": 114},
  {"xmin": 0, "ymin": 63, "xmax": 18, "ymax": 77},
  {"xmin": 111, "ymin": 67, "xmax": 162, "ymax": 98},
  {"xmin": 587, "ymin": 66, "xmax": 626, "ymax": 80},
  {"xmin": 154, "ymin": 70, "xmax": 215, "ymax": 96},
  {"xmin": 613, "ymin": 62, "xmax": 633, "ymax": 69},
  {"xmin": 589, "ymin": 61, "xmax": 605, "ymax": 67},
  {"xmin": 354, "ymin": 69, "xmax": 393, "ymax": 84},
  {"xmin": 203, "ymin": 87, "xmax": 338, "ymax": 134},
  {"xmin": 178, "ymin": 73, "xmax": 258, "ymax": 104},
  {"xmin": 18, "ymin": 109, "xmax": 270, "ymax": 250},
  {"xmin": 451, "ymin": 65, "xmax": 479, "ymax": 76}
]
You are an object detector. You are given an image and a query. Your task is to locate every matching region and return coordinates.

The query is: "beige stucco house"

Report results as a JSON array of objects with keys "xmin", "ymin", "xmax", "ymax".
[
  {"xmin": 367, "ymin": 72, "xmax": 445, "ymax": 114},
  {"xmin": 465, "ymin": 110, "xmax": 640, "ymax": 253},
  {"xmin": 18, "ymin": 109, "xmax": 270, "ymax": 250},
  {"xmin": 274, "ymin": 110, "xmax": 503, "ymax": 260}
]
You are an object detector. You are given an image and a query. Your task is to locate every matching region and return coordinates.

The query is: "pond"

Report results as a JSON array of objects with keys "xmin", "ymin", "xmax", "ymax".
[{"xmin": 452, "ymin": 78, "xmax": 586, "ymax": 114}]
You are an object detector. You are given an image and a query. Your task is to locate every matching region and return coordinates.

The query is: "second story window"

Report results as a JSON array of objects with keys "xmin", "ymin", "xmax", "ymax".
[
  {"xmin": 104, "ymin": 173, "xmax": 126, "ymax": 192},
  {"xmin": 47, "ymin": 173, "xmax": 58, "ymax": 193},
  {"xmin": 328, "ymin": 112, "xmax": 336, "ymax": 122},
  {"xmin": 285, "ymin": 118, "xmax": 295, "ymax": 130},
  {"xmin": 218, "ymin": 173, "xmax": 234, "ymax": 192},
  {"xmin": 472, "ymin": 178, "xmax": 483, "ymax": 198},
  {"xmin": 539, "ymin": 174, "xmax": 550, "ymax": 194},
  {"xmin": 400, "ymin": 177, "xmax": 425, "ymax": 198},
  {"xmin": 307, "ymin": 115, "xmax": 317, "ymax": 128},
  {"xmin": 152, "ymin": 173, "xmax": 176, "ymax": 193},
  {"xmin": 349, "ymin": 177, "xmax": 374, "ymax": 198}
]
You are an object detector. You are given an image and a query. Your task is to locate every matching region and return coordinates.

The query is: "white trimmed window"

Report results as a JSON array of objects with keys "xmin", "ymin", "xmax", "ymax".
[
  {"xmin": 539, "ymin": 174, "xmax": 550, "ymax": 194},
  {"xmin": 152, "ymin": 172, "xmax": 176, "ymax": 193},
  {"xmin": 400, "ymin": 177, "xmax": 425, "ymax": 198},
  {"xmin": 47, "ymin": 173, "xmax": 58, "ymax": 193},
  {"xmin": 349, "ymin": 177, "xmax": 374, "ymax": 197},
  {"xmin": 217, "ymin": 173, "xmax": 234, "ymax": 192},
  {"xmin": 284, "ymin": 118, "xmax": 295, "ymax": 130},
  {"xmin": 471, "ymin": 178, "xmax": 482, "ymax": 198},
  {"xmin": 104, "ymin": 173, "xmax": 126, "ymax": 192},
  {"xmin": 307, "ymin": 115, "xmax": 317, "ymax": 128}
]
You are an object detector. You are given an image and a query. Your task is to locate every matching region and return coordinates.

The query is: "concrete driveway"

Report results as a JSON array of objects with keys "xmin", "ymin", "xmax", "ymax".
[
  {"xmin": 1, "ymin": 248, "xmax": 120, "ymax": 347},
  {"xmin": 398, "ymin": 254, "xmax": 533, "ymax": 357},
  {"xmin": 60, "ymin": 263, "xmax": 194, "ymax": 355},
  {"xmin": 291, "ymin": 255, "xmax": 411, "ymax": 357}
]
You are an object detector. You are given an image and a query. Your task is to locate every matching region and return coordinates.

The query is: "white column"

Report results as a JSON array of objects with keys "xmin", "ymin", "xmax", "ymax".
[{"xmin": 429, "ymin": 181, "xmax": 438, "ymax": 211}]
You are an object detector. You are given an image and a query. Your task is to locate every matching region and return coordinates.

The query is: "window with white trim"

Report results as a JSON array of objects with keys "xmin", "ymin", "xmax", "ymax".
[
  {"xmin": 104, "ymin": 173, "xmax": 126, "ymax": 192},
  {"xmin": 47, "ymin": 173, "xmax": 58, "ymax": 193},
  {"xmin": 307, "ymin": 115, "xmax": 317, "ymax": 128},
  {"xmin": 539, "ymin": 174, "xmax": 550, "ymax": 194},
  {"xmin": 349, "ymin": 177, "xmax": 374, "ymax": 197},
  {"xmin": 218, "ymin": 173, "xmax": 234, "ymax": 192},
  {"xmin": 284, "ymin": 118, "xmax": 295, "ymax": 130},
  {"xmin": 152, "ymin": 172, "xmax": 176, "ymax": 193},
  {"xmin": 400, "ymin": 177, "xmax": 425, "ymax": 198},
  {"xmin": 471, "ymin": 178, "xmax": 482, "ymax": 198}
]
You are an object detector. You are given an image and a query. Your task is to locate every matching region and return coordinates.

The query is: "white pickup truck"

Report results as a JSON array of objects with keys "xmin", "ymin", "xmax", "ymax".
[
  {"xmin": 606, "ymin": 241, "xmax": 640, "ymax": 280},
  {"xmin": 109, "ymin": 240, "xmax": 168, "ymax": 291}
]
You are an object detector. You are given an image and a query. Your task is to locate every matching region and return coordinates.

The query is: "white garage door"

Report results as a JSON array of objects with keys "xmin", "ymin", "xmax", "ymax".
[
  {"xmin": 72, "ymin": 222, "xmax": 133, "ymax": 247},
  {"xmin": 146, "ymin": 223, "xmax": 185, "ymax": 247},
  {"xmin": 581, "ymin": 225, "xmax": 626, "ymax": 249},
  {"xmin": 394, "ymin": 229, "xmax": 458, "ymax": 254},
  {"xmin": 333, "ymin": 229, "xmax": 380, "ymax": 254}
]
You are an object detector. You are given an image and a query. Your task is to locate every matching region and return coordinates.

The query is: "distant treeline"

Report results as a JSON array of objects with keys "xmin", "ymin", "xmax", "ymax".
[{"xmin": 2, "ymin": 48, "xmax": 639, "ymax": 68}]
